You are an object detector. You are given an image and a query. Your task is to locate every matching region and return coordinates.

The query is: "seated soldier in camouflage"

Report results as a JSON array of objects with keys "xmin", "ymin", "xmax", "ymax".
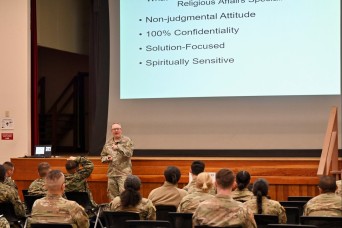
[
  {"xmin": 65, "ymin": 156, "xmax": 96, "ymax": 207},
  {"xmin": 3, "ymin": 161, "xmax": 18, "ymax": 192},
  {"xmin": 0, "ymin": 165, "xmax": 26, "ymax": 221},
  {"xmin": 183, "ymin": 160, "xmax": 205, "ymax": 193},
  {"xmin": 29, "ymin": 170, "xmax": 89, "ymax": 227},
  {"xmin": 304, "ymin": 176, "xmax": 342, "ymax": 216},
  {"xmin": 193, "ymin": 168, "xmax": 257, "ymax": 228},
  {"xmin": 244, "ymin": 178, "xmax": 287, "ymax": 224},
  {"xmin": 232, "ymin": 170, "xmax": 254, "ymax": 202},
  {"xmin": 178, "ymin": 172, "xmax": 215, "ymax": 213},
  {"xmin": 28, "ymin": 162, "xmax": 51, "ymax": 196},
  {"xmin": 108, "ymin": 175, "xmax": 156, "ymax": 220}
]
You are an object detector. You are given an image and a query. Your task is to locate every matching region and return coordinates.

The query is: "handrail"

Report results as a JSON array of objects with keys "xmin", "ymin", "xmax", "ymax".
[{"xmin": 317, "ymin": 107, "xmax": 338, "ymax": 177}]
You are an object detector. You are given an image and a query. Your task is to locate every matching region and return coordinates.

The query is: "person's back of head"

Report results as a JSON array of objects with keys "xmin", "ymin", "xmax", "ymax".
[
  {"xmin": 38, "ymin": 162, "xmax": 51, "ymax": 178},
  {"xmin": 0, "ymin": 165, "xmax": 6, "ymax": 182},
  {"xmin": 236, "ymin": 170, "xmax": 251, "ymax": 190},
  {"xmin": 253, "ymin": 178, "xmax": 269, "ymax": 214},
  {"xmin": 164, "ymin": 166, "xmax": 181, "ymax": 185},
  {"xmin": 65, "ymin": 160, "xmax": 78, "ymax": 174},
  {"xmin": 318, "ymin": 176, "xmax": 337, "ymax": 193},
  {"xmin": 3, "ymin": 161, "xmax": 14, "ymax": 177},
  {"xmin": 196, "ymin": 172, "xmax": 213, "ymax": 193},
  {"xmin": 45, "ymin": 170, "xmax": 65, "ymax": 194},
  {"xmin": 191, "ymin": 160, "xmax": 205, "ymax": 176},
  {"xmin": 120, "ymin": 175, "xmax": 142, "ymax": 207},
  {"xmin": 216, "ymin": 168, "xmax": 235, "ymax": 190}
]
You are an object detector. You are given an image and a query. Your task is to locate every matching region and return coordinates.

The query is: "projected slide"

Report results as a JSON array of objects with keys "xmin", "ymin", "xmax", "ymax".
[{"xmin": 120, "ymin": 0, "xmax": 340, "ymax": 99}]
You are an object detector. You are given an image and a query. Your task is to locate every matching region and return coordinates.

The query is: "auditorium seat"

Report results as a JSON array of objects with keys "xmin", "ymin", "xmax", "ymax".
[
  {"xmin": 168, "ymin": 212, "xmax": 193, "ymax": 228},
  {"xmin": 300, "ymin": 216, "xmax": 342, "ymax": 228}
]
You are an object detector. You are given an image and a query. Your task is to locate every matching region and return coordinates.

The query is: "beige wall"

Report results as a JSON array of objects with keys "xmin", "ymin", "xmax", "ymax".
[
  {"xmin": 0, "ymin": 0, "xmax": 31, "ymax": 161},
  {"xmin": 36, "ymin": 0, "xmax": 90, "ymax": 55}
]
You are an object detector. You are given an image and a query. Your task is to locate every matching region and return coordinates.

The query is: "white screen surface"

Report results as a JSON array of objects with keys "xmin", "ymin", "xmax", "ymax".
[
  {"xmin": 120, "ymin": 0, "xmax": 340, "ymax": 99},
  {"xmin": 108, "ymin": 0, "xmax": 341, "ymax": 150}
]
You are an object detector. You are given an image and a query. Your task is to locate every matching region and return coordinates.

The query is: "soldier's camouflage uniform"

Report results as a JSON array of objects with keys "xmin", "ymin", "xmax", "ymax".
[
  {"xmin": 0, "ymin": 216, "xmax": 10, "ymax": 228},
  {"xmin": 193, "ymin": 194, "xmax": 257, "ymax": 228},
  {"xmin": 232, "ymin": 188, "xmax": 254, "ymax": 202},
  {"xmin": 28, "ymin": 194, "xmax": 89, "ymax": 228},
  {"xmin": 336, "ymin": 180, "xmax": 342, "ymax": 196},
  {"xmin": 28, "ymin": 178, "xmax": 46, "ymax": 196},
  {"xmin": 0, "ymin": 182, "xmax": 26, "ymax": 219},
  {"xmin": 178, "ymin": 189, "xmax": 214, "ymax": 213},
  {"xmin": 101, "ymin": 135, "xmax": 133, "ymax": 200},
  {"xmin": 4, "ymin": 177, "xmax": 18, "ymax": 192},
  {"xmin": 303, "ymin": 192, "xmax": 342, "ymax": 216},
  {"xmin": 108, "ymin": 196, "xmax": 156, "ymax": 220},
  {"xmin": 65, "ymin": 156, "xmax": 96, "ymax": 207},
  {"xmin": 244, "ymin": 196, "xmax": 287, "ymax": 223}
]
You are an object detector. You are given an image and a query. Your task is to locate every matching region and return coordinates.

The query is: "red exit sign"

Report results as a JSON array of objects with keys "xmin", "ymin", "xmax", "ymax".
[{"xmin": 1, "ymin": 133, "xmax": 13, "ymax": 140}]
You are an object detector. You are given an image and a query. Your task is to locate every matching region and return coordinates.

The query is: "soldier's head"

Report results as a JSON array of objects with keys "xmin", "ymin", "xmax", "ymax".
[
  {"xmin": 38, "ymin": 162, "xmax": 51, "ymax": 178},
  {"xmin": 252, "ymin": 178, "xmax": 268, "ymax": 197},
  {"xmin": 3, "ymin": 161, "xmax": 14, "ymax": 177},
  {"xmin": 121, "ymin": 175, "xmax": 142, "ymax": 207},
  {"xmin": 191, "ymin": 160, "xmax": 205, "ymax": 176},
  {"xmin": 164, "ymin": 166, "xmax": 181, "ymax": 185},
  {"xmin": 0, "ymin": 165, "xmax": 6, "ymax": 182},
  {"xmin": 215, "ymin": 168, "xmax": 235, "ymax": 190},
  {"xmin": 318, "ymin": 176, "xmax": 337, "ymax": 194},
  {"xmin": 236, "ymin": 170, "xmax": 251, "ymax": 190},
  {"xmin": 196, "ymin": 172, "xmax": 213, "ymax": 193},
  {"xmin": 45, "ymin": 170, "xmax": 65, "ymax": 194},
  {"xmin": 65, "ymin": 160, "xmax": 78, "ymax": 174},
  {"xmin": 111, "ymin": 123, "xmax": 122, "ymax": 139}
]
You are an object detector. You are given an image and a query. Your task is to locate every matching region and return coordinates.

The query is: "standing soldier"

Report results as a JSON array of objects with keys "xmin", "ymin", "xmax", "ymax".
[{"xmin": 101, "ymin": 123, "xmax": 134, "ymax": 200}]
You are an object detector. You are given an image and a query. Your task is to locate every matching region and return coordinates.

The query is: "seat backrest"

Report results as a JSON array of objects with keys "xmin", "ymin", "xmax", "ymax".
[
  {"xmin": 65, "ymin": 191, "xmax": 92, "ymax": 210},
  {"xmin": 24, "ymin": 194, "xmax": 44, "ymax": 214},
  {"xmin": 279, "ymin": 201, "xmax": 307, "ymax": 216},
  {"xmin": 267, "ymin": 225, "xmax": 317, "ymax": 228},
  {"xmin": 168, "ymin": 212, "xmax": 193, "ymax": 228},
  {"xmin": 31, "ymin": 223, "xmax": 73, "ymax": 228},
  {"xmin": 0, "ymin": 202, "xmax": 20, "ymax": 224},
  {"xmin": 155, "ymin": 205, "xmax": 177, "ymax": 221},
  {"xmin": 284, "ymin": 207, "xmax": 300, "ymax": 224},
  {"xmin": 102, "ymin": 211, "xmax": 140, "ymax": 228},
  {"xmin": 254, "ymin": 214, "xmax": 279, "ymax": 228},
  {"xmin": 287, "ymin": 196, "xmax": 313, "ymax": 202},
  {"xmin": 300, "ymin": 216, "xmax": 342, "ymax": 228},
  {"xmin": 125, "ymin": 220, "xmax": 171, "ymax": 228}
]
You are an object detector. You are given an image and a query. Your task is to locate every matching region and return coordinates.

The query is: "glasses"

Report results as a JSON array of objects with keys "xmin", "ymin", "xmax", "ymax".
[{"xmin": 112, "ymin": 128, "xmax": 121, "ymax": 131}]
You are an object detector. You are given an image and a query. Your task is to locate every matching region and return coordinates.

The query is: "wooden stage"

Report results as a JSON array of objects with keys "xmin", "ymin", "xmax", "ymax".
[{"xmin": 11, "ymin": 157, "xmax": 324, "ymax": 204}]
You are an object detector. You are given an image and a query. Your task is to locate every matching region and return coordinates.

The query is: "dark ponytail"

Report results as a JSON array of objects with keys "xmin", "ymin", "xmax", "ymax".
[
  {"xmin": 236, "ymin": 171, "xmax": 251, "ymax": 190},
  {"xmin": 256, "ymin": 190, "xmax": 263, "ymax": 214},
  {"xmin": 120, "ymin": 175, "xmax": 142, "ymax": 207},
  {"xmin": 252, "ymin": 178, "xmax": 269, "ymax": 214}
]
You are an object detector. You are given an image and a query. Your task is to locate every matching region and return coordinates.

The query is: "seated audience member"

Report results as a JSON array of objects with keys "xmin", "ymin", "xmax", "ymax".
[
  {"xmin": 193, "ymin": 168, "xmax": 256, "ymax": 228},
  {"xmin": 244, "ymin": 178, "xmax": 287, "ymax": 224},
  {"xmin": 3, "ymin": 161, "xmax": 18, "ymax": 191},
  {"xmin": 29, "ymin": 170, "xmax": 89, "ymax": 227},
  {"xmin": 65, "ymin": 156, "xmax": 96, "ymax": 206},
  {"xmin": 0, "ymin": 216, "xmax": 10, "ymax": 228},
  {"xmin": 232, "ymin": 170, "xmax": 253, "ymax": 202},
  {"xmin": 148, "ymin": 166, "xmax": 187, "ymax": 207},
  {"xmin": 178, "ymin": 172, "xmax": 215, "ymax": 213},
  {"xmin": 303, "ymin": 175, "xmax": 342, "ymax": 216},
  {"xmin": 183, "ymin": 160, "xmax": 205, "ymax": 193},
  {"xmin": 336, "ymin": 179, "xmax": 342, "ymax": 196},
  {"xmin": 0, "ymin": 165, "xmax": 26, "ymax": 219},
  {"xmin": 28, "ymin": 162, "xmax": 51, "ymax": 196},
  {"xmin": 108, "ymin": 175, "xmax": 156, "ymax": 220}
]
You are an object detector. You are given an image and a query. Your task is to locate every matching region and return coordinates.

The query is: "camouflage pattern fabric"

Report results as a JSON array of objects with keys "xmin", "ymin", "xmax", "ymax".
[
  {"xmin": 178, "ymin": 189, "xmax": 214, "ymax": 213},
  {"xmin": 0, "ymin": 183, "xmax": 26, "ymax": 218},
  {"xmin": 0, "ymin": 216, "xmax": 10, "ymax": 228},
  {"xmin": 4, "ymin": 177, "xmax": 18, "ymax": 191},
  {"xmin": 183, "ymin": 179, "xmax": 196, "ymax": 192},
  {"xmin": 28, "ymin": 178, "xmax": 46, "ymax": 196},
  {"xmin": 232, "ymin": 188, "xmax": 254, "ymax": 202},
  {"xmin": 65, "ymin": 156, "xmax": 96, "ymax": 206},
  {"xmin": 303, "ymin": 192, "xmax": 342, "ymax": 216},
  {"xmin": 244, "ymin": 196, "xmax": 287, "ymax": 223},
  {"xmin": 101, "ymin": 136, "xmax": 133, "ymax": 199},
  {"xmin": 193, "ymin": 194, "xmax": 257, "ymax": 228},
  {"xmin": 108, "ymin": 196, "xmax": 156, "ymax": 220},
  {"xmin": 336, "ymin": 180, "xmax": 342, "ymax": 196},
  {"xmin": 28, "ymin": 194, "xmax": 89, "ymax": 228},
  {"xmin": 148, "ymin": 181, "xmax": 188, "ymax": 207}
]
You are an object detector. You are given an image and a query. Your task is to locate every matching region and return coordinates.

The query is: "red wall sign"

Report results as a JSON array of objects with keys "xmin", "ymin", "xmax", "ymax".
[{"xmin": 1, "ymin": 133, "xmax": 13, "ymax": 140}]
